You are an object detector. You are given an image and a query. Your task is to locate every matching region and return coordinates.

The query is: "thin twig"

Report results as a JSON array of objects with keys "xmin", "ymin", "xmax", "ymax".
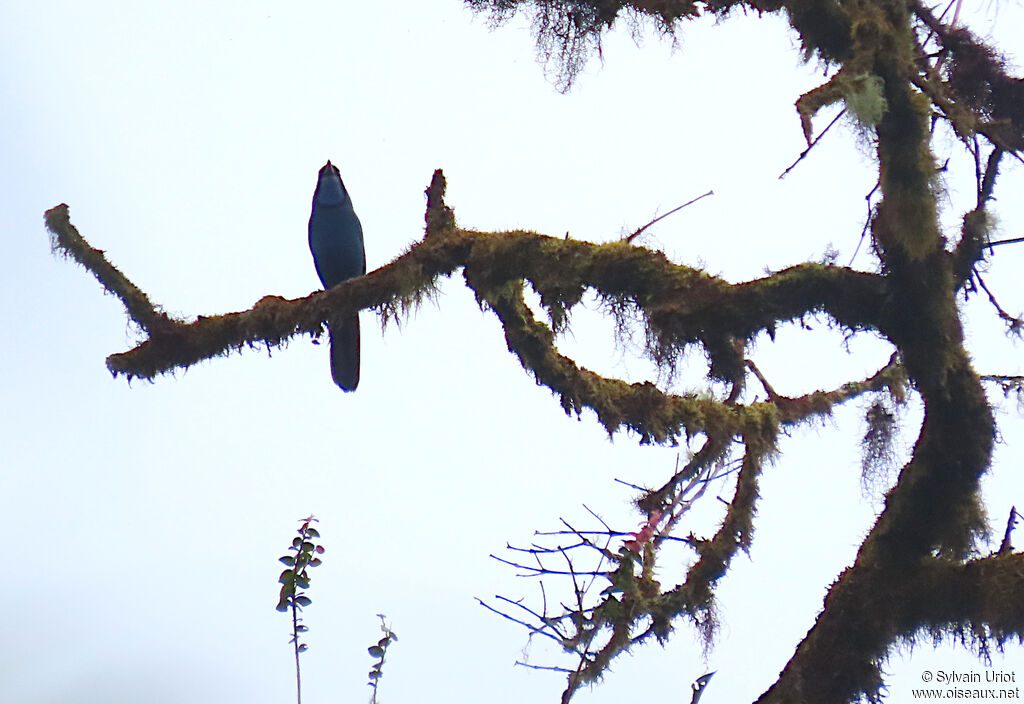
[
  {"xmin": 534, "ymin": 530, "xmax": 627, "ymax": 538},
  {"xmin": 779, "ymin": 109, "xmax": 846, "ymax": 180},
  {"xmin": 560, "ymin": 518, "xmax": 618, "ymax": 560},
  {"xmin": 582, "ymin": 504, "xmax": 611, "ymax": 532},
  {"xmin": 625, "ymin": 191, "xmax": 714, "ymax": 243},
  {"xmin": 515, "ymin": 661, "xmax": 575, "ymax": 673},
  {"xmin": 521, "ymin": 541, "xmax": 586, "ymax": 553},
  {"xmin": 490, "ymin": 553, "xmax": 609, "ymax": 577},
  {"xmin": 477, "ymin": 598, "xmax": 566, "ymax": 645},
  {"xmin": 560, "ymin": 547, "xmax": 585, "ymax": 613},
  {"xmin": 987, "ymin": 235, "xmax": 1024, "ymax": 249},
  {"xmin": 539, "ymin": 581, "xmax": 549, "ymax": 624},
  {"xmin": 580, "ymin": 505, "xmax": 616, "ymax": 596},
  {"xmin": 495, "ymin": 595, "xmax": 569, "ymax": 637},
  {"xmin": 613, "ymin": 477, "xmax": 648, "ymax": 492},
  {"xmin": 849, "ymin": 181, "xmax": 880, "ymax": 266},
  {"xmin": 531, "ymin": 529, "xmax": 691, "ymax": 543},
  {"xmin": 975, "ymin": 272, "xmax": 1022, "ymax": 328}
]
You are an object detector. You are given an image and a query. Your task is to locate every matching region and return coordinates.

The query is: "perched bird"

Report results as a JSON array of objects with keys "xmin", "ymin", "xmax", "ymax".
[{"xmin": 308, "ymin": 161, "xmax": 366, "ymax": 391}]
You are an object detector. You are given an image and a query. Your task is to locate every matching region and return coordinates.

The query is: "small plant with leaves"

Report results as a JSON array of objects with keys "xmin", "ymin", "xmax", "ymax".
[
  {"xmin": 367, "ymin": 614, "xmax": 398, "ymax": 704},
  {"xmin": 276, "ymin": 515, "xmax": 324, "ymax": 704}
]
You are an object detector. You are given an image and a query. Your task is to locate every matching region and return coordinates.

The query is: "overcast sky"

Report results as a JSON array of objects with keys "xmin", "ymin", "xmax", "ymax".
[{"xmin": 2, "ymin": 2, "xmax": 1023, "ymax": 703}]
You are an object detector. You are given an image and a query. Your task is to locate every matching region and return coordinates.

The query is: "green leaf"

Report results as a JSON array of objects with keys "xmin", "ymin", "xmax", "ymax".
[
  {"xmin": 368, "ymin": 670, "xmax": 382, "ymax": 680},
  {"xmin": 297, "ymin": 644, "xmax": 308, "ymax": 653},
  {"xmin": 295, "ymin": 595, "xmax": 312, "ymax": 607},
  {"xmin": 292, "ymin": 537, "xmax": 302, "ymax": 548},
  {"xmin": 276, "ymin": 592, "xmax": 291, "ymax": 612},
  {"xmin": 368, "ymin": 645, "xmax": 385, "ymax": 658},
  {"xmin": 279, "ymin": 555, "xmax": 296, "ymax": 566},
  {"xmin": 306, "ymin": 527, "xmax": 320, "ymax": 538}
]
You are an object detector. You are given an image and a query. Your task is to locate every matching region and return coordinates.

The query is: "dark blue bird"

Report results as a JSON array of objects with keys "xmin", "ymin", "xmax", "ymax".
[{"xmin": 308, "ymin": 161, "xmax": 366, "ymax": 391}]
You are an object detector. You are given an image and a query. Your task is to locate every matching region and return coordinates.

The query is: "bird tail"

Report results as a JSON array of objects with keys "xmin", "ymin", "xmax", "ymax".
[{"xmin": 327, "ymin": 314, "xmax": 360, "ymax": 392}]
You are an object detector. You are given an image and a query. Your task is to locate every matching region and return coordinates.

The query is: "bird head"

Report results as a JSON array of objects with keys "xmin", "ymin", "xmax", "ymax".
[{"xmin": 314, "ymin": 160, "xmax": 348, "ymax": 206}]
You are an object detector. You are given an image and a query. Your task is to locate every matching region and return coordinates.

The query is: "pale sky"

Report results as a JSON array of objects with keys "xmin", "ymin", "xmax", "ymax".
[{"xmin": 2, "ymin": 2, "xmax": 1023, "ymax": 703}]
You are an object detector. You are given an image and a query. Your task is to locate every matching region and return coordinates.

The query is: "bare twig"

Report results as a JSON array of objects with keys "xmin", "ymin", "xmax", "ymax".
[
  {"xmin": 987, "ymin": 235, "xmax": 1024, "ymax": 249},
  {"xmin": 613, "ymin": 477, "xmax": 648, "ymax": 492},
  {"xmin": 515, "ymin": 661, "xmax": 575, "ymax": 673},
  {"xmin": 477, "ymin": 598, "xmax": 567, "ymax": 645},
  {"xmin": 579, "ymin": 506, "xmax": 616, "ymax": 596},
  {"xmin": 582, "ymin": 504, "xmax": 611, "ymax": 532},
  {"xmin": 534, "ymin": 530, "xmax": 627, "ymax": 538},
  {"xmin": 779, "ymin": 109, "xmax": 846, "ymax": 180},
  {"xmin": 624, "ymin": 191, "xmax": 714, "ymax": 243},
  {"xmin": 511, "ymin": 541, "xmax": 590, "ymax": 554},
  {"xmin": 531, "ymin": 529, "xmax": 691, "ymax": 543},
  {"xmin": 560, "ymin": 518, "xmax": 618, "ymax": 560},
  {"xmin": 490, "ymin": 553, "xmax": 609, "ymax": 577},
  {"xmin": 975, "ymin": 272, "xmax": 1023, "ymax": 330},
  {"xmin": 850, "ymin": 181, "xmax": 880, "ymax": 266}
]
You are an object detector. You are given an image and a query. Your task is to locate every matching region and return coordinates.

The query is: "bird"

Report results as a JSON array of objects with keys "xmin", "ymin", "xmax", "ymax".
[{"xmin": 308, "ymin": 160, "xmax": 366, "ymax": 391}]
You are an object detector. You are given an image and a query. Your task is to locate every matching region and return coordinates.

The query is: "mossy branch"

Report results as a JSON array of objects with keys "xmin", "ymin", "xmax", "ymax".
[
  {"xmin": 758, "ymin": 553, "xmax": 1024, "ymax": 704},
  {"xmin": 45, "ymin": 204, "xmax": 168, "ymax": 333},
  {"xmin": 45, "ymin": 180, "xmax": 888, "ymax": 430}
]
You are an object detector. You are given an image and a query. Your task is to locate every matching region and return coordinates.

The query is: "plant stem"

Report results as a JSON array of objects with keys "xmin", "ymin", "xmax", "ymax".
[{"xmin": 293, "ymin": 601, "xmax": 302, "ymax": 704}]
